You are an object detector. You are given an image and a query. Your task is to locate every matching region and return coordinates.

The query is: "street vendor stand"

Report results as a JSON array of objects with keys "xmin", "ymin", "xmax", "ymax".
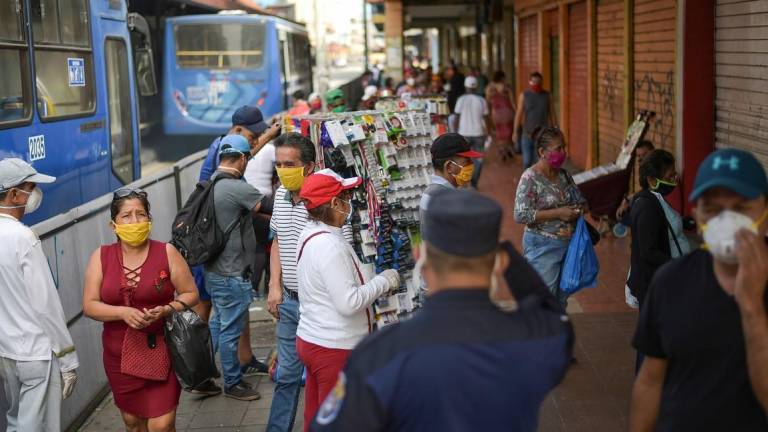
[
  {"xmin": 284, "ymin": 106, "xmax": 444, "ymax": 327},
  {"xmin": 572, "ymin": 110, "xmax": 655, "ymax": 218}
]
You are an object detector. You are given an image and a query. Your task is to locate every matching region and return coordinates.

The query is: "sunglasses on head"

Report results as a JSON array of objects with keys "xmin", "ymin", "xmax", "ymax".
[{"xmin": 113, "ymin": 188, "xmax": 147, "ymax": 200}]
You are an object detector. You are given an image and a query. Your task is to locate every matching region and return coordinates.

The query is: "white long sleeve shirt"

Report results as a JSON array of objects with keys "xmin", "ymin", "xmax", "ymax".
[
  {"xmin": 296, "ymin": 221, "xmax": 389, "ymax": 350},
  {"xmin": 0, "ymin": 213, "xmax": 78, "ymax": 371}
]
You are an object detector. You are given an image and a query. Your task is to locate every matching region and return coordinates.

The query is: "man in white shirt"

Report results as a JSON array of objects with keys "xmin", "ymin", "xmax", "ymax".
[
  {"xmin": 454, "ymin": 76, "xmax": 490, "ymax": 153},
  {"xmin": 0, "ymin": 158, "xmax": 79, "ymax": 432}
]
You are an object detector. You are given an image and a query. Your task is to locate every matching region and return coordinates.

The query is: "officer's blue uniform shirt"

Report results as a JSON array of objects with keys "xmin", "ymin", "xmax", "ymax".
[{"xmin": 310, "ymin": 243, "xmax": 573, "ymax": 432}]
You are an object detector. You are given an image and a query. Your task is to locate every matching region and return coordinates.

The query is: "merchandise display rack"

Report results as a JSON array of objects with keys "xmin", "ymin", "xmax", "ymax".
[{"xmin": 283, "ymin": 105, "xmax": 445, "ymax": 327}]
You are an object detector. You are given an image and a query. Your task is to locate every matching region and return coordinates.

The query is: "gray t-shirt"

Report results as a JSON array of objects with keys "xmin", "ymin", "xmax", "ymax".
[
  {"xmin": 207, "ymin": 173, "xmax": 263, "ymax": 277},
  {"xmin": 522, "ymin": 89, "xmax": 551, "ymax": 135}
]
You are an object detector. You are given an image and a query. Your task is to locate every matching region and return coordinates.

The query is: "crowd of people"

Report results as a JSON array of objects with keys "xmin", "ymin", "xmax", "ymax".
[{"xmin": 1, "ymin": 63, "xmax": 767, "ymax": 432}]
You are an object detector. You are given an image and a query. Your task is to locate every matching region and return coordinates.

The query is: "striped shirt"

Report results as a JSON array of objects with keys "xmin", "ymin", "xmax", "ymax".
[{"xmin": 271, "ymin": 185, "xmax": 354, "ymax": 292}]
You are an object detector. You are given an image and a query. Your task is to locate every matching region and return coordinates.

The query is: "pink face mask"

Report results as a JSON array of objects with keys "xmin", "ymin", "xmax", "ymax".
[{"xmin": 546, "ymin": 150, "xmax": 566, "ymax": 169}]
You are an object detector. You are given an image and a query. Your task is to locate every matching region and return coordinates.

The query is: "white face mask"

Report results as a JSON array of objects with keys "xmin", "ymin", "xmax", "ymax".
[
  {"xmin": 333, "ymin": 198, "xmax": 353, "ymax": 222},
  {"xmin": 702, "ymin": 210, "xmax": 766, "ymax": 264},
  {"xmin": 406, "ymin": 78, "xmax": 415, "ymax": 87},
  {"xmin": 0, "ymin": 187, "xmax": 43, "ymax": 214}
]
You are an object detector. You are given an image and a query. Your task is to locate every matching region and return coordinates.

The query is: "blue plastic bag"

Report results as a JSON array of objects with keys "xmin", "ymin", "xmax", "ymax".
[{"xmin": 560, "ymin": 217, "xmax": 600, "ymax": 294}]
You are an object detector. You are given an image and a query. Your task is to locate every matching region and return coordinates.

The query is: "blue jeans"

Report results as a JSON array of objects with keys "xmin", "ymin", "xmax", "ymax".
[
  {"xmin": 522, "ymin": 135, "xmax": 538, "ymax": 168},
  {"xmin": 522, "ymin": 231, "xmax": 571, "ymax": 309},
  {"xmin": 205, "ymin": 272, "xmax": 253, "ymax": 390},
  {"xmin": 266, "ymin": 295, "xmax": 303, "ymax": 432}
]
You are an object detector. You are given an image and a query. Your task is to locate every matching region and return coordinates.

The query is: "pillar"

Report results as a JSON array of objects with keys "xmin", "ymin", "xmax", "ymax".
[
  {"xmin": 679, "ymin": 0, "xmax": 715, "ymax": 215},
  {"xmin": 384, "ymin": 0, "xmax": 404, "ymax": 81}
]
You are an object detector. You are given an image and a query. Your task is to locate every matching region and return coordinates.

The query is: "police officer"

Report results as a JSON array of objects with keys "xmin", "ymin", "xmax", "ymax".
[{"xmin": 311, "ymin": 188, "xmax": 573, "ymax": 432}]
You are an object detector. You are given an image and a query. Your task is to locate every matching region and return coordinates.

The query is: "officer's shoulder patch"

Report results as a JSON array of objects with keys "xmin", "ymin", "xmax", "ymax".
[{"xmin": 315, "ymin": 371, "xmax": 346, "ymax": 425}]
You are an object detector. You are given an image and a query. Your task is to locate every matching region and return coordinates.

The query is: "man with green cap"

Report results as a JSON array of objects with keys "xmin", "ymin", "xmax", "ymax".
[
  {"xmin": 630, "ymin": 149, "xmax": 768, "ymax": 431},
  {"xmin": 324, "ymin": 89, "xmax": 347, "ymax": 113}
]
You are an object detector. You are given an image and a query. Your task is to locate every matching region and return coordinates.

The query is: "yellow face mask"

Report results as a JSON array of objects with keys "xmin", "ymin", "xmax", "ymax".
[
  {"xmin": 449, "ymin": 161, "xmax": 474, "ymax": 187},
  {"xmin": 277, "ymin": 166, "xmax": 306, "ymax": 191},
  {"xmin": 113, "ymin": 221, "xmax": 152, "ymax": 247}
]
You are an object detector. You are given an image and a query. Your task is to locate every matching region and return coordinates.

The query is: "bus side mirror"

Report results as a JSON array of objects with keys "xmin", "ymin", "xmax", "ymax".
[
  {"xmin": 128, "ymin": 13, "xmax": 158, "ymax": 97},
  {"xmin": 135, "ymin": 48, "xmax": 158, "ymax": 97}
]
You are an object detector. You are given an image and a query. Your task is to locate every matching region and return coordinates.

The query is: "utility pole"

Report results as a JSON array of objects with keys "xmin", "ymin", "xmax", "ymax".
[{"xmin": 363, "ymin": 0, "xmax": 369, "ymax": 68}]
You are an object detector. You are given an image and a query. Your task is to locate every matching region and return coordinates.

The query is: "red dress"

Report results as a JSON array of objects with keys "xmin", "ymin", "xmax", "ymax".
[
  {"xmin": 489, "ymin": 84, "xmax": 516, "ymax": 141},
  {"xmin": 100, "ymin": 240, "xmax": 181, "ymax": 418}
]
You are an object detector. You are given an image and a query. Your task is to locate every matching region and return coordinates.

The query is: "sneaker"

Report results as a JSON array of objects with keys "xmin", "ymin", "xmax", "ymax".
[
  {"xmin": 186, "ymin": 379, "xmax": 222, "ymax": 396},
  {"xmin": 241, "ymin": 357, "xmax": 270, "ymax": 377},
  {"xmin": 225, "ymin": 381, "xmax": 261, "ymax": 401}
]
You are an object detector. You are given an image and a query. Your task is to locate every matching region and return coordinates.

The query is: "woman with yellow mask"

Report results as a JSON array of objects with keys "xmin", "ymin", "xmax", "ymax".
[
  {"xmin": 418, "ymin": 133, "xmax": 482, "ymax": 229},
  {"xmin": 82, "ymin": 188, "xmax": 198, "ymax": 432}
]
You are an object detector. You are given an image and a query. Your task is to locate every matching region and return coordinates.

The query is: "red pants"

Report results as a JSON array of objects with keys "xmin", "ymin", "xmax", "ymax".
[{"xmin": 296, "ymin": 337, "xmax": 351, "ymax": 431}]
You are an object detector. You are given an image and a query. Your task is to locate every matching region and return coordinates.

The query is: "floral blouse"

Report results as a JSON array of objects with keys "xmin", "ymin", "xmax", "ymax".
[{"xmin": 514, "ymin": 167, "xmax": 587, "ymax": 239}]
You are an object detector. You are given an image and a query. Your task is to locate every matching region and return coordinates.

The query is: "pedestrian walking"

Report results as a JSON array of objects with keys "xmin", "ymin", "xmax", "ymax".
[
  {"xmin": 514, "ymin": 127, "xmax": 587, "ymax": 309},
  {"xmin": 311, "ymin": 189, "xmax": 573, "ymax": 432},
  {"xmin": 195, "ymin": 105, "xmax": 279, "ymax": 320},
  {"xmin": 454, "ymin": 76, "xmax": 489, "ymax": 153},
  {"xmin": 626, "ymin": 149, "xmax": 690, "ymax": 370},
  {"xmin": 0, "ymin": 158, "xmax": 79, "ymax": 432},
  {"xmin": 485, "ymin": 70, "xmax": 517, "ymax": 152},
  {"xmin": 513, "ymin": 72, "xmax": 558, "ymax": 168},
  {"xmin": 630, "ymin": 148, "xmax": 768, "ymax": 431},
  {"xmin": 418, "ymin": 133, "xmax": 482, "ymax": 225},
  {"xmin": 295, "ymin": 169, "xmax": 400, "ymax": 431},
  {"xmin": 266, "ymin": 132, "xmax": 319, "ymax": 432},
  {"xmin": 288, "ymin": 90, "xmax": 311, "ymax": 117},
  {"xmin": 82, "ymin": 187, "xmax": 199, "ymax": 431},
  {"xmin": 200, "ymin": 134, "xmax": 266, "ymax": 400}
]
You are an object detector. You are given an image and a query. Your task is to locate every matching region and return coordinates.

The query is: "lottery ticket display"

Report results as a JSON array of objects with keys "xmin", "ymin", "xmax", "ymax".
[{"xmin": 283, "ymin": 109, "xmax": 441, "ymax": 327}]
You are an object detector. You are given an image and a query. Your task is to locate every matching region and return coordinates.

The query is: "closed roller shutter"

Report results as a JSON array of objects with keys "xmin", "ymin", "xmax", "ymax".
[
  {"xmin": 597, "ymin": 0, "xmax": 625, "ymax": 164},
  {"xmin": 568, "ymin": 1, "xmax": 589, "ymax": 169},
  {"xmin": 519, "ymin": 14, "xmax": 539, "ymax": 90},
  {"xmin": 715, "ymin": 0, "xmax": 768, "ymax": 170},
  {"xmin": 634, "ymin": 0, "xmax": 677, "ymax": 152}
]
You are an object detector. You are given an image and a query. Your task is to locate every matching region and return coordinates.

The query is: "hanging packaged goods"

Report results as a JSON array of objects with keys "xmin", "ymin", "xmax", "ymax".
[{"xmin": 283, "ymin": 102, "xmax": 446, "ymax": 327}]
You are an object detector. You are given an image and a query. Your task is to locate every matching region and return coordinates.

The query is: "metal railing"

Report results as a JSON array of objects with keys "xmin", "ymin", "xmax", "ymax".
[{"xmin": 0, "ymin": 150, "xmax": 207, "ymax": 431}]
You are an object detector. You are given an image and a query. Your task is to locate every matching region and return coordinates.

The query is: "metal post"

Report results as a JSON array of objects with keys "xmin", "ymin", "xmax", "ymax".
[{"xmin": 363, "ymin": 0, "xmax": 369, "ymax": 68}]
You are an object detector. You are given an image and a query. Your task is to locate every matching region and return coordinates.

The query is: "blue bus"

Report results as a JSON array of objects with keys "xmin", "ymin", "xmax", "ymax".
[
  {"xmin": 0, "ymin": 0, "xmax": 156, "ymax": 224},
  {"xmin": 163, "ymin": 12, "xmax": 312, "ymax": 136}
]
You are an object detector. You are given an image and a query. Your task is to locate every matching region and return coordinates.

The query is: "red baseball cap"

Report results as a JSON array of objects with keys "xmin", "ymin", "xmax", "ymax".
[{"xmin": 300, "ymin": 169, "xmax": 362, "ymax": 209}]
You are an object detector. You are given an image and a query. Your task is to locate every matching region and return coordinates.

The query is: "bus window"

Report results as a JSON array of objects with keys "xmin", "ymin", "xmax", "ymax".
[
  {"xmin": 105, "ymin": 39, "xmax": 134, "ymax": 184},
  {"xmin": 175, "ymin": 23, "xmax": 265, "ymax": 69},
  {"xmin": 0, "ymin": 0, "xmax": 24, "ymax": 41},
  {"xmin": 31, "ymin": 0, "xmax": 95, "ymax": 120},
  {"xmin": 0, "ymin": 1, "xmax": 32, "ymax": 126},
  {"xmin": 288, "ymin": 33, "xmax": 311, "ymax": 82}
]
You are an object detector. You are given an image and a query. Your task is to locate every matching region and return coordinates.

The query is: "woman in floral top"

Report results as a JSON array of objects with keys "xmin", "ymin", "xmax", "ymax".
[{"xmin": 514, "ymin": 127, "xmax": 587, "ymax": 308}]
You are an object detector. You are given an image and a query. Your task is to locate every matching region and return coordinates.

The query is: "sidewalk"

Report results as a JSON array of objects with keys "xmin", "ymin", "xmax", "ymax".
[{"xmin": 79, "ymin": 147, "xmax": 638, "ymax": 432}]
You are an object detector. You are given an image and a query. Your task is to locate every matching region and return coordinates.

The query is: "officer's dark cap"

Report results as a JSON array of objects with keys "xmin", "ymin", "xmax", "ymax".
[
  {"xmin": 423, "ymin": 189, "xmax": 502, "ymax": 257},
  {"xmin": 430, "ymin": 133, "xmax": 483, "ymax": 160}
]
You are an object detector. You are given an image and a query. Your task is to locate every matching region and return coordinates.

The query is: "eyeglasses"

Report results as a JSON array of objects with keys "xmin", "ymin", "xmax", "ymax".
[{"xmin": 113, "ymin": 188, "xmax": 147, "ymax": 200}]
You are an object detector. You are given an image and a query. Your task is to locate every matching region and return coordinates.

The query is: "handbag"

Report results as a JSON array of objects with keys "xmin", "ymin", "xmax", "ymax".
[{"xmin": 117, "ymin": 252, "xmax": 171, "ymax": 381}]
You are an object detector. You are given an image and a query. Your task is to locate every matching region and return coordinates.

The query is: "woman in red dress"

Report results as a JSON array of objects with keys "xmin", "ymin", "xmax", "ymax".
[
  {"xmin": 486, "ymin": 70, "xmax": 517, "ymax": 155},
  {"xmin": 83, "ymin": 189, "xmax": 198, "ymax": 432}
]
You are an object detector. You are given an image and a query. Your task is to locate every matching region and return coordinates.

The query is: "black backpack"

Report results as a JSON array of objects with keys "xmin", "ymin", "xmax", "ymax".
[{"xmin": 171, "ymin": 173, "xmax": 239, "ymax": 266}]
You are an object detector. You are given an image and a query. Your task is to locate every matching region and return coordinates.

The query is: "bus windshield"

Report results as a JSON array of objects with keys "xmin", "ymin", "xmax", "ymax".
[{"xmin": 175, "ymin": 22, "xmax": 265, "ymax": 69}]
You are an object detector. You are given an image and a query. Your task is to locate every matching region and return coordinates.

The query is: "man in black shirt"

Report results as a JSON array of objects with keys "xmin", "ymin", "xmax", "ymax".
[
  {"xmin": 311, "ymin": 189, "xmax": 573, "ymax": 432},
  {"xmin": 630, "ymin": 148, "xmax": 768, "ymax": 431}
]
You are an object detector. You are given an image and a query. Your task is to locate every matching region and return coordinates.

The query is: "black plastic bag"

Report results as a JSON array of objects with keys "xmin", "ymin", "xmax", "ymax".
[{"xmin": 164, "ymin": 305, "xmax": 219, "ymax": 389}]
